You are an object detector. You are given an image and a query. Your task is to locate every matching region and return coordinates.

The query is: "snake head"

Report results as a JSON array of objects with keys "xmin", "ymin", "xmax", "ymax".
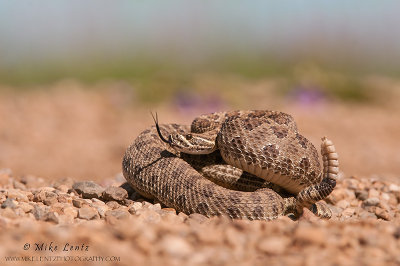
[
  {"xmin": 168, "ymin": 132, "xmax": 216, "ymax": 154},
  {"xmin": 151, "ymin": 112, "xmax": 216, "ymax": 154}
]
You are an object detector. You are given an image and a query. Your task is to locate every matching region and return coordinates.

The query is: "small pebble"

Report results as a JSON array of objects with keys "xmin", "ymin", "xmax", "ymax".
[
  {"xmin": 1, "ymin": 198, "xmax": 17, "ymax": 209},
  {"xmin": 150, "ymin": 203, "xmax": 162, "ymax": 211},
  {"xmin": 102, "ymin": 186, "xmax": 128, "ymax": 202},
  {"xmin": 119, "ymin": 182, "xmax": 135, "ymax": 193},
  {"xmin": 19, "ymin": 202, "xmax": 34, "ymax": 213},
  {"xmin": 57, "ymin": 185, "xmax": 70, "ymax": 193},
  {"xmin": 105, "ymin": 209, "xmax": 130, "ymax": 220},
  {"xmin": 363, "ymin": 198, "xmax": 380, "ymax": 207},
  {"xmin": 375, "ymin": 207, "xmax": 391, "ymax": 221},
  {"xmin": 13, "ymin": 180, "xmax": 27, "ymax": 190},
  {"xmin": 388, "ymin": 184, "xmax": 399, "ymax": 192},
  {"xmin": 369, "ymin": 189, "xmax": 380, "ymax": 198},
  {"xmin": 342, "ymin": 208, "xmax": 356, "ymax": 217},
  {"xmin": 123, "ymin": 199, "xmax": 134, "ymax": 206},
  {"xmin": 159, "ymin": 236, "xmax": 192, "ymax": 257},
  {"xmin": 336, "ymin": 200, "xmax": 350, "ymax": 210},
  {"xmin": 72, "ymin": 181, "xmax": 104, "ymax": 199},
  {"xmin": 136, "ymin": 209, "xmax": 161, "ymax": 224},
  {"xmin": 63, "ymin": 206, "xmax": 78, "ymax": 218},
  {"xmin": 7, "ymin": 189, "xmax": 29, "ymax": 202},
  {"xmin": 45, "ymin": 211, "xmax": 59, "ymax": 224},
  {"xmin": 43, "ymin": 197, "xmax": 58, "ymax": 206},
  {"xmin": 128, "ymin": 202, "xmax": 143, "ymax": 214},
  {"xmin": 78, "ymin": 207, "xmax": 99, "ymax": 220},
  {"xmin": 295, "ymin": 224, "xmax": 327, "ymax": 246},
  {"xmin": 32, "ymin": 205, "xmax": 50, "ymax": 221},
  {"xmin": 0, "ymin": 208, "xmax": 18, "ymax": 219},
  {"xmin": 355, "ymin": 190, "xmax": 369, "ymax": 201},
  {"xmin": 52, "ymin": 177, "xmax": 74, "ymax": 189},
  {"xmin": 188, "ymin": 213, "xmax": 208, "ymax": 224},
  {"xmin": 106, "ymin": 201, "xmax": 121, "ymax": 209},
  {"xmin": 162, "ymin": 208, "xmax": 176, "ymax": 214},
  {"xmin": 72, "ymin": 198, "xmax": 90, "ymax": 208},
  {"xmin": 258, "ymin": 236, "xmax": 290, "ymax": 255}
]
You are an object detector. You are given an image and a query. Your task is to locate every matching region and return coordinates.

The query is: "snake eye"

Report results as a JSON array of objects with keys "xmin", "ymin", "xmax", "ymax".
[{"xmin": 186, "ymin": 134, "xmax": 193, "ymax": 140}]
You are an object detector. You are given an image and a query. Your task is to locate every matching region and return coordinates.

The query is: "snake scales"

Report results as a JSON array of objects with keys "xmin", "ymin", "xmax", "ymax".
[{"xmin": 122, "ymin": 110, "xmax": 339, "ymax": 220}]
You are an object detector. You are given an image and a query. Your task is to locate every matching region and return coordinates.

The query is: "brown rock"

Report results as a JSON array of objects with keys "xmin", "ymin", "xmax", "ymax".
[
  {"xmin": 105, "ymin": 214, "xmax": 118, "ymax": 225},
  {"xmin": 57, "ymin": 185, "xmax": 70, "ymax": 193},
  {"xmin": 359, "ymin": 210, "xmax": 377, "ymax": 219},
  {"xmin": 57, "ymin": 194, "xmax": 70, "ymax": 203},
  {"xmin": 136, "ymin": 209, "xmax": 161, "ymax": 224},
  {"xmin": 72, "ymin": 181, "xmax": 104, "ymax": 199},
  {"xmin": 381, "ymin": 192, "xmax": 390, "ymax": 202},
  {"xmin": 123, "ymin": 199, "xmax": 134, "ymax": 206},
  {"xmin": 91, "ymin": 200, "xmax": 108, "ymax": 218},
  {"xmin": 19, "ymin": 202, "xmax": 34, "ymax": 213},
  {"xmin": 78, "ymin": 207, "xmax": 99, "ymax": 220},
  {"xmin": 33, "ymin": 190, "xmax": 46, "ymax": 202},
  {"xmin": 299, "ymin": 208, "xmax": 320, "ymax": 222},
  {"xmin": 106, "ymin": 201, "xmax": 121, "ymax": 209},
  {"xmin": 0, "ymin": 208, "xmax": 18, "ymax": 219},
  {"xmin": 102, "ymin": 186, "xmax": 128, "ymax": 202},
  {"xmin": 393, "ymin": 227, "xmax": 400, "ymax": 239},
  {"xmin": 13, "ymin": 180, "xmax": 27, "ymax": 190},
  {"xmin": 52, "ymin": 177, "xmax": 74, "ymax": 189},
  {"xmin": 43, "ymin": 197, "xmax": 58, "ymax": 206},
  {"xmin": 63, "ymin": 206, "xmax": 78, "ymax": 218},
  {"xmin": 32, "ymin": 205, "xmax": 50, "ymax": 221},
  {"xmin": 375, "ymin": 207, "xmax": 391, "ymax": 221},
  {"xmin": 159, "ymin": 236, "xmax": 192, "ymax": 257},
  {"xmin": 336, "ymin": 200, "xmax": 350, "ymax": 210},
  {"xmin": 178, "ymin": 212, "xmax": 188, "ymax": 222},
  {"xmin": 72, "ymin": 198, "xmax": 90, "ymax": 208},
  {"xmin": 142, "ymin": 201, "xmax": 155, "ymax": 209},
  {"xmin": 128, "ymin": 202, "xmax": 143, "ymax": 214},
  {"xmin": 7, "ymin": 189, "xmax": 29, "ymax": 202},
  {"xmin": 258, "ymin": 236, "xmax": 290, "ymax": 255},
  {"xmin": 45, "ymin": 211, "xmax": 59, "ymax": 224},
  {"xmin": 188, "ymin": 213, "xmax": 208, "ymax": 224},
  {"xmin": 1, "ymin": 198, "xmax": 17, "ymax": 209},
  {"xmin": 224, "ymin": 227, "xmax": 246, "ymax": 249},
  {"xmin": 57, "ymin": 214, "xmax": 74, "ymax": 225},
  {"xmin": 0, "ymin": 169, "xmax": 12, "ymax": 186},
  {"xmin": 355, "ymin": 190, "xmax": 369, "ymax": 201},
  {"xmin": 119, "ymin": 182, "xmax": 137, "ymax": 197},
  {"xmin": 19, "ymin": 175, "xmax": 46, "ymax": 188},
  {"xmin": 388, "ymin": 184, "xmax": 400, "ymax": 193},
  {"xmin": 295, "ymin": 224, "xmax": 327, "ymax": 246},
  {"xmin": 105, "ymin": 209, "xmax": 130, "ymax": 220},
  {"xmin": 149, "ymin": 203, "xmax": 162, "ymax": 211},
  {"xmin": 342, "ymin": 208, "xmax": 356, "ymax": 217},
  {"xmin": 369, "ymin": 189, "xmax": 380, "ymax": 198},
  {"xmin": 363, "ymin": 198, "xmax": 380, "ymax": 207},
  {"xmin": 162, "ymin": 208, "xmax": 176, "ymax": 213},
  {"xmin": 160, "ymin": 211, "xmax": 183, "ymax": 224},
  {"xmin": 33, "ymin": 189, "xmax": 58, "ymax": 205}
]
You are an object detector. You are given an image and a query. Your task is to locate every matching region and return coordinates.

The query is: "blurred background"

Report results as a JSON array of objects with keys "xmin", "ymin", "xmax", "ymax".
[{"xmin": 0, "ymin": 1, "xmax": 399, "ymax": 182}]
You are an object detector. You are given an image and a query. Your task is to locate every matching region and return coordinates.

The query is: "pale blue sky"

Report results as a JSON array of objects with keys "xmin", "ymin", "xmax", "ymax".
[{"xmin": 0, "ymin": 1, "xmax": 399, "ymax": 69}]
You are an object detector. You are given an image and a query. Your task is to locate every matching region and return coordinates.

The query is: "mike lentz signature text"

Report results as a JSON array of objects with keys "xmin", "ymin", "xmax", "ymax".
[{"xmin": 24, "ymin": 242, "xmax": 89, "ymax": 252}]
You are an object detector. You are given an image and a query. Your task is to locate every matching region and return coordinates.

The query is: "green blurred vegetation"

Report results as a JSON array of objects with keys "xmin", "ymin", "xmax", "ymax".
[{"xmin": 0, "ymin": 54, "xmax": 397, "ymax": 104}]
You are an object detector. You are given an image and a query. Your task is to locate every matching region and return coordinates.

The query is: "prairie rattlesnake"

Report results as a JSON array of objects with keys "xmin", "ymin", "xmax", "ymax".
[{"xmin": 123, "ymin": 110, "xmax": 339, "ymax": 220}]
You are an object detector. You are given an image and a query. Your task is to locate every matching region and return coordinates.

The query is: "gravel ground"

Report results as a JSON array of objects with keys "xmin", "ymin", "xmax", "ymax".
[
  {"xmin": 0, "ymin": 168, "xmax": 399, "ymax": 266},
  {"xmin": 1, "ymin": 84, "xmax": 400, "ymax": 265}
]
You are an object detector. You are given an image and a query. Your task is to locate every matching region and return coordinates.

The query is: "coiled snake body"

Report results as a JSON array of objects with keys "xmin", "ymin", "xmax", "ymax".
[{"xmin": 123, "ymin": 110, "xmax": 339, "ymax": 220}]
